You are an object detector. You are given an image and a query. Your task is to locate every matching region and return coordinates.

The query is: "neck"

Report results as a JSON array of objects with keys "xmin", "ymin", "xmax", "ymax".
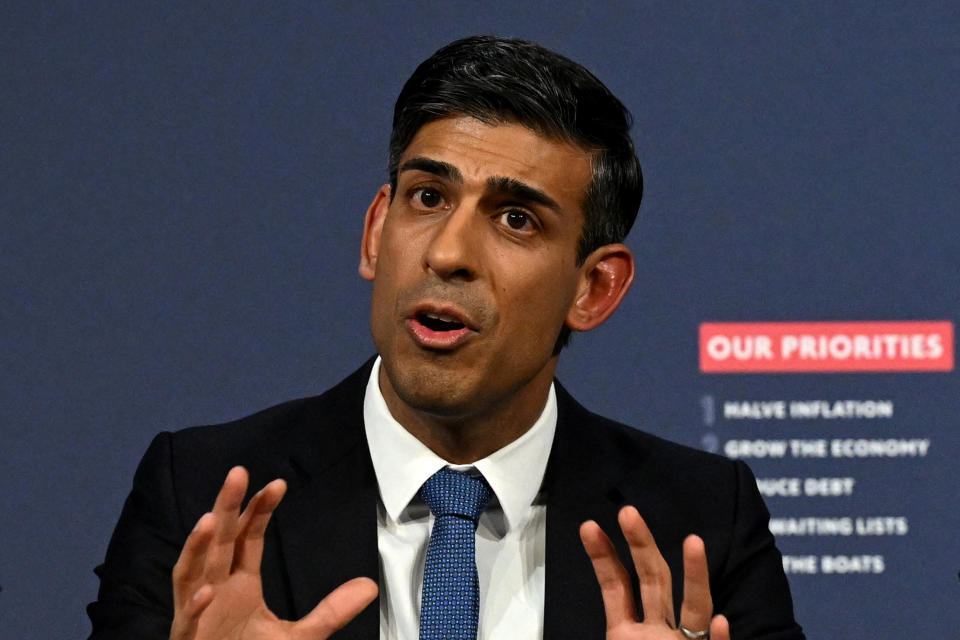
[{"xmin": 378, "ymin": 363, "xmax": 555, "ymax": 464}]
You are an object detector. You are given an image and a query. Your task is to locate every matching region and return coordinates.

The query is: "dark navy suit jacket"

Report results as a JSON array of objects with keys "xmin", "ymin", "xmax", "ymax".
[{"xmin": 88, "ymin": 361, "xmax": 804, "ymax": 639}]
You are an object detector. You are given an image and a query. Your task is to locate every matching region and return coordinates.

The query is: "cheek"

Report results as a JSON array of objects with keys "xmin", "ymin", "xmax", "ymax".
[
  {"xmin": 371, "ymin": 223, "xmax": 415, "ymax": 301},
  {"xmin": 368, "ymin": 281, "xmax": 390, "ymax": 346},
  {"xmin": 368, "ymin": 263, "xmax": 404, "ymax": 346},
  {"xmin": 379, "ymin": 217, "xmax": 430, "ymax": 277},
  {"xmin": 505, "ymin": 269, "xmax": 577, "ymax": 338}
]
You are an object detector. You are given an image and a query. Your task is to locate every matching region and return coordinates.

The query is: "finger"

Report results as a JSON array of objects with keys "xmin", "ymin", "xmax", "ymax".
[
  {"xmin": 679, "ymin": 535, "xmax": 713, "ymax": 635},
  {"xmin": 579, "ymin": 520, "xmax": 638, "ymax": 629},
  {"xmin": 233, "ymin": 478, "xmax": 287, "ymax": 574},
  {"xmin": 172, "ymin": 512, "xmax": 215, "ymax": 608},
  {"xmin": 710, "ymin": 614, "xmax": 730, "ymax": 640},
  {"xmin": 169, "ymin": 583, "xmax": 214, "ymax": 640},
  {"xmin": 618, "ymin": 506, "xmax": 674, "ymax": 626},
  {"xmin": 204, "ymin": 466, "xmax": 249, "ymax": 581},
  {"xmin": 296, "ymin": 577, "xmax": 379, "ymax": 638}
]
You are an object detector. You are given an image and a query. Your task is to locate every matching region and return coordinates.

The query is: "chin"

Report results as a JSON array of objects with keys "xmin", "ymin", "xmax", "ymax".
[{"xmin": 383, "ymin": 355, "xmax": 478, "ymax": 416}]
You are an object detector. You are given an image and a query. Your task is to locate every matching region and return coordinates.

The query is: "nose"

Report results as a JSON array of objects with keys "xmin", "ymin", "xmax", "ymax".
[{"xmin": 424, "ymin": 204, "xmax": 479, "ymax": 281}]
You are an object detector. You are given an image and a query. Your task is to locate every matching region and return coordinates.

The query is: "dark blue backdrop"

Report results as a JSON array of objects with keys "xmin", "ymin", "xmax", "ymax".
[{"xmin": 3, "ymin": 2, "xmax": 958, "ymax": 637}]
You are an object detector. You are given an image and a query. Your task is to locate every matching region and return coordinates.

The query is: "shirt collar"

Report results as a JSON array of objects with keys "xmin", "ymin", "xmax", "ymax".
[{"xmin": 364, "ymin": 356, "xmax": 556, "ymax": 533}]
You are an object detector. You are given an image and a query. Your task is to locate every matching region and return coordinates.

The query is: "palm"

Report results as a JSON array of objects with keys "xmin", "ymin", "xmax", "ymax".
[{"xmin": 191, "ymin": 573, "xmax": 278, "ymax": 640}]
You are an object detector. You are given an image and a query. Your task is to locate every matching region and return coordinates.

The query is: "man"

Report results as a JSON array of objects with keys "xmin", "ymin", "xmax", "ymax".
[{"xmin": 88, "ymin": 36, "xmax": 804, "ymax": 640}]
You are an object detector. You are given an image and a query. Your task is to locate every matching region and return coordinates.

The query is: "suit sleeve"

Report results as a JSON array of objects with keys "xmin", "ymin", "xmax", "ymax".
[
  {"xmin": 713, "ymin": 460, "xmax": 805, "ymax": 640},
  {"xmin": 86, "ymin": 432, "xmax": 185, "ymax": 640}
]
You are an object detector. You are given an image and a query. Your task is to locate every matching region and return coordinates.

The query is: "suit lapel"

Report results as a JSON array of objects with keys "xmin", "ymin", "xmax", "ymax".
[
  {"xmin": 262, "ymin": 363, "xmax": 381, "ymax": 639},
  {"xmin": 543, "ymin": 383, "xmax": 646, "ymax": 639}
]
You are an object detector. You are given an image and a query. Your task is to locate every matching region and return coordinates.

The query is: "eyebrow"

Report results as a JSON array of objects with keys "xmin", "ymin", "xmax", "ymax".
[
  {"xmin": 399, "ymin": 157, "xmax": 463, "ymax": 183},
  {"xmin": 399, "ymin": 156, "xmax": 562, "ymax": 213},
  {"xmin": 486, "ymin": 176, "xmax": 561, "ymax": 213}
]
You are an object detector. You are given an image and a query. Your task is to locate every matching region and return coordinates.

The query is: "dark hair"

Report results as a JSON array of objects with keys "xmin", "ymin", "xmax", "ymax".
[{"xmin": 389, "ymin": 35, "xmax": 643, "ymax": 265}]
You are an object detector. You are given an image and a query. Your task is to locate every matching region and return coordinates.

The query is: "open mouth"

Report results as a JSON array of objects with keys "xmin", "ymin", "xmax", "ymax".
[
  {"xmin": 417, "ymin": 312, "xmax": 466, "ymax": 333},
  {"xmin": 408, "ymin": 308, "xmax": 475, "ymax": 349}
]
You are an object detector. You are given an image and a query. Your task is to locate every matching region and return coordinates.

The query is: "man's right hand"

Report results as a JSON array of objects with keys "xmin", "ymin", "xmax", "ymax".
[{"xmin": 170, "ymin": 467, "xmax": 378, "ymax": 640}]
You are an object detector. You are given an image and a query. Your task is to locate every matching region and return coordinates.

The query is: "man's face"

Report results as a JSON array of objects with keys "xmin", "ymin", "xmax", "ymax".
[{"xmin": 360, "ymin": 116, "xmax": 594, "ymax": 426}]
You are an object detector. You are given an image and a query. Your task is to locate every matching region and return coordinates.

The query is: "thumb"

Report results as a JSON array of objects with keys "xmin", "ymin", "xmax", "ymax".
[{"xmin": 295, "ymin": 577, "xmax": 379, "ymax": 638}]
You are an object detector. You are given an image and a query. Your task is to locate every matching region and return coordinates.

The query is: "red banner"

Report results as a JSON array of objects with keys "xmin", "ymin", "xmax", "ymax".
[{"xmin": 699, "ymin": 321, "xmax": 954, "ymax": 373}]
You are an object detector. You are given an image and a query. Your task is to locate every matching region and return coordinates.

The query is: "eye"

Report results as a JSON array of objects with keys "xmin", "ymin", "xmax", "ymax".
[
  {"xmin": 410, "ymin": 187, "xmax": 444, "ymax": 209},
  {"xmin": 498, "ymin": 209, "xmax": 536, "ymax": 232}
]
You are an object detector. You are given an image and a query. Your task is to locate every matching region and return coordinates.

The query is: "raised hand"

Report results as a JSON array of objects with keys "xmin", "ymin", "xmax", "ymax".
[
  {"xmin": 580, "ymin": 506, "xmax": 730, "ymax": 640},
  {"xmin": 169, "ymin": 467, "xmax": 378, "ymax": 640}
]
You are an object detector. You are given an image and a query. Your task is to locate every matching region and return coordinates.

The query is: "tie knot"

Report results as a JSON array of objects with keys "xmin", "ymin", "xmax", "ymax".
[{"xmin": 419, "ymin": 468, "xmax": 492, "ymax": 522}]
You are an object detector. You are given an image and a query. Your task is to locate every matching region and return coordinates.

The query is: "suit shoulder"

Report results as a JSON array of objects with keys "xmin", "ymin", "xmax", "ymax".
[
  {"xmin": 167, "ymin": 361, "xmax": 371, "ymax": 454},
  {"xmin": 557, "ymin": 383, "xmax": 735, "ymax": 473},
  {"xmin": 553, "ymin": 382, "xmax": 752, "ymax": 513},
  {"xmin": 143, "ymin": 362, "xmax": 371, "ymax": 502},
  {"xmin": 171, "ymin": 394, "xmax": 327, "ymax": 450},
  {"xmin": 601, "ymin": 414, "xmax": 733, "ymax": 470}
]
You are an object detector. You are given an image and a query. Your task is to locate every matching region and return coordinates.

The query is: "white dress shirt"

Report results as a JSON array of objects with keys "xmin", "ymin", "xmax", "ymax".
[{"xmin": 364, "ymin": 357, "xmax": 556, "ymax": 640}]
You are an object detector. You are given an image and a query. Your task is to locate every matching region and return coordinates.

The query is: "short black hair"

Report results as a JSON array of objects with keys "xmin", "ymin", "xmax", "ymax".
[{"xmin": 389, "ymin": 35, "xmax": 643, "ymax": 265}]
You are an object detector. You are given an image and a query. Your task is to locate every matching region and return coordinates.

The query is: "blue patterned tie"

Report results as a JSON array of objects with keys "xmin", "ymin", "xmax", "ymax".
[{"xmin": 418, "ymin": 467, "xmax": 492, "ymax": 640}]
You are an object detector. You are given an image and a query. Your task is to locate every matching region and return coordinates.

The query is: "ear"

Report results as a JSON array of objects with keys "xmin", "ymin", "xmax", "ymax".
[
  {"xmin": 565, "ymin": 243, "xmax": 635, "ymax": 332},
  {"xmin": 359, "ymin": 184, "xmax": 391, "ymax": 281}
]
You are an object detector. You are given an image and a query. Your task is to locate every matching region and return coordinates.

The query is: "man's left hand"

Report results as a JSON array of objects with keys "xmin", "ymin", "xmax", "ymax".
[{"xmin": 580, "ymin": 506, "xmax": 730, "ymax": 640}]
